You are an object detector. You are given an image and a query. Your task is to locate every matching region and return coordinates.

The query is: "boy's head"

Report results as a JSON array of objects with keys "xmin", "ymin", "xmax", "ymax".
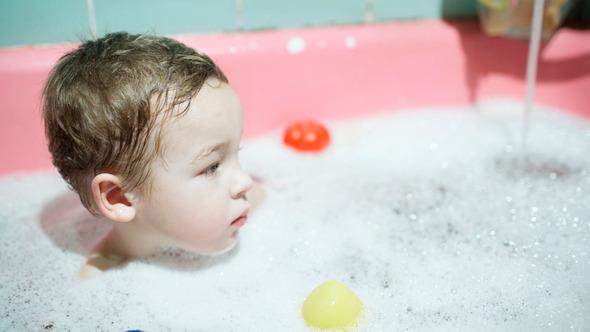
[
  {"xmin": 44, "ymin": 32, "xmax": 254, "ymax": 257},
  {"xmin": 43, "ymin": 32, "xmax": 228, "ymax": 214}
]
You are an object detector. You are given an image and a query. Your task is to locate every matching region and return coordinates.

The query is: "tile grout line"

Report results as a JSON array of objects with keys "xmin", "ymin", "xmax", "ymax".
[
  {"xmin": 236, "ymin": 0, "xmax": 244, "ymax": 31},
  {"xmin": 365, "ymin": 0, "xmax": 374, "ymax": 24}
]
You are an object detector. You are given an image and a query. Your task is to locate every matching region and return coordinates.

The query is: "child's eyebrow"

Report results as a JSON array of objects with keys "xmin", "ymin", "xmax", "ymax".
[{"xmin": 189, "ymin": 141, "xmax": 229, "ymax": 164}]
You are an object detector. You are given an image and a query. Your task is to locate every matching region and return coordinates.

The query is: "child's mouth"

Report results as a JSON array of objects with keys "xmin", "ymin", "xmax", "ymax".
[
  {"xmin": 231, "ymin": 208, "xmax": 249, "ymax": 227},
  {"xmin": 231, "ymin": 216, "xmax": 247, "ymax": 227}
]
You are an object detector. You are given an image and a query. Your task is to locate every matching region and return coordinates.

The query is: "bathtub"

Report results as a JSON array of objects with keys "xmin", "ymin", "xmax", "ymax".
[
  {"xmin": 1, "ymin": 19, "xmax": 589, "ymax": 176},
  {"xmin": 1, "ymin": 19, "xmax": 590, "ymax": 331}
]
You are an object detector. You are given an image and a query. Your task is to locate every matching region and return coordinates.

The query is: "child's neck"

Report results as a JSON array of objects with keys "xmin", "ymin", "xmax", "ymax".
[{"xmin": 78, "ymin": 221, "xmax": 162, "ymax": 279}]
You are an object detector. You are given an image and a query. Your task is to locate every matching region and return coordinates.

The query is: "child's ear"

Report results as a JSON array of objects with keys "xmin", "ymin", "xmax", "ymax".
[{"xmin": 91, "ymin": 173, "xmax": 136, "ymax": 222}]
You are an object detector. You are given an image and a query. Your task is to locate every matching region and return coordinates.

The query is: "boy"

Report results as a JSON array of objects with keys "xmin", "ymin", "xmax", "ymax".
[{"xmin": 43, "ymin": 32, "xmax": 262, "ymax": 279}]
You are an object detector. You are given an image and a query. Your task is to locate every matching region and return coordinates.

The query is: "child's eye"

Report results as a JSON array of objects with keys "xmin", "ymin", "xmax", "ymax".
[{"xmin": 202, "ymin": 162, "xmax": 219, "ymax": 176}]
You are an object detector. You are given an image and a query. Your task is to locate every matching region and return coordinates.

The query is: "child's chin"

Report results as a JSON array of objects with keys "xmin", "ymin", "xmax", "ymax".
[{"xmin": 204, "ymin": 238, "xmax": 239, "ymax": 256}]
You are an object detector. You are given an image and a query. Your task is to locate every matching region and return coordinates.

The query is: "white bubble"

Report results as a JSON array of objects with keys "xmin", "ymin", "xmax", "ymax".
[
  {"xmin": 345, "ymin": 36, "xmax": 357, "ymax": 49},
  {"xmin": 287, "ymin": 37, "xmax": 306, "ymax": 54}
]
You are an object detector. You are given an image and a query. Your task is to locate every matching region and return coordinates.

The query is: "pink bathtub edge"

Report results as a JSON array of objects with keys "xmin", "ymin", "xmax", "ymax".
[{"xmin": 1, "ymin": 19, "xmax": 589, "ymax": 176}]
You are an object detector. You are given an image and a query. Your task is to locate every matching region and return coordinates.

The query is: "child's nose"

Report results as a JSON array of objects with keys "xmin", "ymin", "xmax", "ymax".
[{"xmin": 231, "ymin": 167, "xmax": 253, "ymax": 200}]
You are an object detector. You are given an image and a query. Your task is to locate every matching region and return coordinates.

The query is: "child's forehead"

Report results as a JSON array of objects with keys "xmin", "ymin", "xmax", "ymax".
[
  {"xmin": 153, "ymin": 82, "xmax": 233, "ymax": 142},
  {"xmin": 151, "ymin": 77, "xmax": 228, "ymax": 113}
]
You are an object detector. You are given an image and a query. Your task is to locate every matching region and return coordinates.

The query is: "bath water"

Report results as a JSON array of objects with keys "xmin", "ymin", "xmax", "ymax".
[{"xmin": 1, "ymin": 100, "xmax": 589, "ymax": 331}]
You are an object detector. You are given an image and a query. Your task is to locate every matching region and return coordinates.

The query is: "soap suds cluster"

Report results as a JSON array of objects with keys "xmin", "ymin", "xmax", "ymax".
[{"xmin": 1, "ymin": 100, "xmax": 588, "ymax": 331}]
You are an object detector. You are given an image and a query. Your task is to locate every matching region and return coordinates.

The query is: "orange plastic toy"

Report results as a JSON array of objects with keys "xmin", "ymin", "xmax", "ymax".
[{"xmin": 283, "ymin": 120, "xmax": 330, "ymax": 152}]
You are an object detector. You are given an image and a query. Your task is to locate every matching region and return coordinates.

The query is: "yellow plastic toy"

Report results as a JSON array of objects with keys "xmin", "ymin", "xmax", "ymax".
[{"xmin": 302, "ymin": 280, "xmax": 363, "ymax": 330}]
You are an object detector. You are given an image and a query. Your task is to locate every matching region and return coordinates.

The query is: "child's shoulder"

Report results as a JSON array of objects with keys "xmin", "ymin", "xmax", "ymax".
[{"xmin": 79, "ymin": 233, "xmax": 125, "ymax": 279}]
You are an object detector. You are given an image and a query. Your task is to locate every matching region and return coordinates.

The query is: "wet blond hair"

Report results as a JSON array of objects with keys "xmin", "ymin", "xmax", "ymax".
[{"xmin": 43, "ymin": 32, "xmax": 227, "ymax": 214}]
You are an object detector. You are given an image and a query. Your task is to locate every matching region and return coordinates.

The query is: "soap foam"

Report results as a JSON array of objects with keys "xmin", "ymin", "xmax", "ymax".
[{"xmin": 1, "ymin": 100, "xmax": 588, "ymax": 331}]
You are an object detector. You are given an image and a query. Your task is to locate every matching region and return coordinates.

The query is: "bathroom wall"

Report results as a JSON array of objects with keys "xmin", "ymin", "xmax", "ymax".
[{"xmin": 0, "ymin": 0, "xmax": 479, "ymax": 48}]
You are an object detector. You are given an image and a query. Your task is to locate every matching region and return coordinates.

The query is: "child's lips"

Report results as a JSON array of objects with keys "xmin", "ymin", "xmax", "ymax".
[
  {"xmin": 231, "ymin": 208, "xmax": 249, "ymax": 227},
  {"xmin": 231, "ymin": 216, "xmax": 247, "ymax": 227}
]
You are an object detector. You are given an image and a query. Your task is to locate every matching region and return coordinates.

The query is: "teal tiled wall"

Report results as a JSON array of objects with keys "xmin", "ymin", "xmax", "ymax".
[
  {"xmin": 8, "ymin": 0, "xmax": 589, "ymax": 48},
  {"xmin": 93, "ymin": 0, "xmax": 237, "ymax": 37},
  {"xmin": 242, "ymin": 0, "xmax": 366, "ymax": 30},
  {"xmin": 0, "ymin": 0, "xmax": 89, "ymax": 47},
  {"xmin": 374, "ymin": 0, "xmax": 477, "ymax": 21},
  {"xmin": 0, "ymin": 0, "xmax": 484, "ymax": 48},
  {"xmin": 1, "ymin": 1, "xmax": 588, "ymax": 48}
]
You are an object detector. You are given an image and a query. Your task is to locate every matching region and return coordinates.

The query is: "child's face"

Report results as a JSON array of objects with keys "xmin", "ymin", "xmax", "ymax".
[{"xmin": 134, "ymin": 79, "xmax": 253, "ymax": 254}]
